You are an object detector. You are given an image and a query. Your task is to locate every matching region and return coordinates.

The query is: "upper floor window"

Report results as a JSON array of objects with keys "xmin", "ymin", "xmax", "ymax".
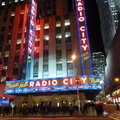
[
  {"xmin": 15, "ymin": 0, "xmax": 18, "ymax": 3},
  {"xmin": 1, "ymin": 2, "xmax": 5, "ymax": 6},
  {"xmin": 44, "ymin": 23, "xmax": 49, "ymax": 29},
  {"xmin": 56, "ymin": 21, "xmax": 61, "ymax": 27},
  {"xmin": 65, "ymin": 19, "xmax": 70, "ymax": 26}
]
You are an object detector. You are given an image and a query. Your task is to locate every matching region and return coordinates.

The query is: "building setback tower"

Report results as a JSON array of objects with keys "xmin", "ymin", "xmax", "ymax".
[
  {"xmin": 0, "ymin": 0, "xmax": 101, "ymax": 108},
  {"xmin": 96, "ymin": 0, "xmax": 119, "ymax": 55}
]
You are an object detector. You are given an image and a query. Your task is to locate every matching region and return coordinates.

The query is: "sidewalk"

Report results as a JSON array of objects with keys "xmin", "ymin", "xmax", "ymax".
[{"xmin": 0, "ymin": 106, "xmax": 109, "ymax": 117}]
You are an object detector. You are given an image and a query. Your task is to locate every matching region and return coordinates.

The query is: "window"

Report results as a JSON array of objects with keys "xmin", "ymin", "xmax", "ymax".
[
  {"xmin": 44, "ymin": 35, "xmax": 49, "ymax": 40},
  {"xmin": 56, "ymin": 34, "xmax": 62, "ymax": 39},
  {"xmin": 5, "ymin": 51, "xmax": 9, "ymax": 57},
  {"xmin": 67, "ymin": 63, "xmax": 73, "ymax": 76},
  {"xmin": 43, "ymin": 50, "xmax": 48, "ymax": 57},
  {"xmin": 67, "ymin": 63, "xmax": 73, "ymax": 69},
  {"xmin": 18, "ymin": 33, "xmax": 22, "ymax": 38},
  {"xmin": 56, "ymin": 70, "xmax": 62, "ymax": 77},
  {"xmin": 66, "ymin": 42, "xmax": 72, "ymax": 50},
  {"xmin": 43, "ymin": 57, "xmax": 48, "ymax": 65},
  {"xmin": 44, "ymin": 23, "xmax": 49, "ymax": 29},
  {"xmin": 56, "ymin": 21, "xmax": 61, "ymax": 27},
  {"xmin": 13, "ymin": 68, "xmax": 18, "ymax": 74},
  {"xmin": 34, "ymin": 53, "xmax": 39, "ymax": 59},
  {"xmin": 65, "ymin": 19, "xmax": 70, "ymax": 26},
  {"xmin": 44, "ymin": 29, "xmax": 49, "ymax": 34},
  {"xmin": 17, "ymin": 39, "xmax": 21, "ymax": 44},
  {"xmin": 43, "ymin": 71, "xmax": 48, "ymax": 78},
  {"xmin": 43, "ymin": 65, "xmax": 48, "ymax": 72},
  {"xmin": 15, "ymin": 0, "xmax": 18, "ymax": 2},
  {"xmin": 56, "ymin": 57, "xmax": 62, "ymax": 64},
  {"xmin": 36, "ymin": 25, "xmax": 40, "ymax": 30},
  {"xmin": 33, "ymin": 60, "xmax": 38, "ymax": 78},
  {"xmin": 56, "ymin": 44, "xmax": 62, "ymax": 50},
  {"xmin": 65, "ymin": 32, "xmax": 71, "ymax": 38},
  {"xmin": 16, "ymin": 44, "xmax": 21, "ymax": 50},
  {"xmin": 57, "ymin": 64, "xmax": 62, "ymax": 70},
  {"xmin": 1, "ymin": 2, "xmax": 5, "ymax": 6}
]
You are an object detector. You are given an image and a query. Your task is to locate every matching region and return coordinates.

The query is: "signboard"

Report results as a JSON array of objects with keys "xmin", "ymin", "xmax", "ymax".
[
  {"xmin": 75, "ymin": 0, "xmax": 93, "ymax": 74},
  {"xmin": 25, "ymin": 0, "xmax": 37, "ymax": 79},
  {"xmin": 5, "ymin": 75, "xmax": 102, "ymax": 94}
]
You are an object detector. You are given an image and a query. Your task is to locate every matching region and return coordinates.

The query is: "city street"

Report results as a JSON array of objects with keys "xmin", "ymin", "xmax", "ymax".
[{"xmin": 0, "ymin": 116, "xmax": 113, "ymax": 120}]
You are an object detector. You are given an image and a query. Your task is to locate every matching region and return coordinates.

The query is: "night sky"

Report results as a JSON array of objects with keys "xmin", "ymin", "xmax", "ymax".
[{"xmin": 84, "ymin": 0, "xmax": 105, "ymax": 55}]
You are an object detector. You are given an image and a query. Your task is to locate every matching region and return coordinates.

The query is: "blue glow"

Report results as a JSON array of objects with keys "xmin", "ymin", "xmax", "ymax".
[
  {"xmin": 1, "ymin": 100, "xmax": 9, "ymax": 104},
  {"xmin": 75, "ymin": 0, "xmax": 93, "ymax": 75},
  {"xmin": 5, "ymin": 84, "xmax": 102, "ymax": 94}
]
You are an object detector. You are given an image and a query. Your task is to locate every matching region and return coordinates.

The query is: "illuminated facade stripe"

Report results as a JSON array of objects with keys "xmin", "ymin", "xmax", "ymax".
[
  {"xmin": 75, "ymin": 0, "xmax": 93, "ymax": 75},
  {"xmin": 25, "ymin": 0, "xmax": 37, "ymax": 79}
]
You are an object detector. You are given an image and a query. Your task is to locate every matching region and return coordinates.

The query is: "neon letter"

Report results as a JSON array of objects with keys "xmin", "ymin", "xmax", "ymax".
[
  {"xmin": 63, "ymin": 79, "xmax": 68, "ymax": 85},
  {"xmin": 29, "ymin": 81, "xmax": 34, "ymax": 87}
]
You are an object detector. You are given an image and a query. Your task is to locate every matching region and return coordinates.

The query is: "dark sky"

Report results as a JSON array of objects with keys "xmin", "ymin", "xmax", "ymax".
[{"xmin": 84, "ymin": 0, "xmax": 105, "ymax": 55}]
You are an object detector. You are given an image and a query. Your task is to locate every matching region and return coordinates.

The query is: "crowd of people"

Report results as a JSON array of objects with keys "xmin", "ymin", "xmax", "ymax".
[
  {"xmin": 0, "ymin": 105, "xmax": 16, "ymax": 116},
  {"xmin": 0, "ymin": 101, "xmax": 119, "ymax": 117}
]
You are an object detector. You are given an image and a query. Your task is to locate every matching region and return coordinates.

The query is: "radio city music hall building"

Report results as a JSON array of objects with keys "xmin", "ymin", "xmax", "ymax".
[{"xmin": 0, "ymin": 0, "xmax": 102, "ymax": 108}]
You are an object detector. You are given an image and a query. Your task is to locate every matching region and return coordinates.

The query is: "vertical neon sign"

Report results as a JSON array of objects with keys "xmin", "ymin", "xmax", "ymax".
[
  {"xmin": 25, "ymin": 0, "xmax": 37, "ymax": 79},
  {"xmin": 75, "ymin": 0, "xmax": 93, "ymax": 75}
]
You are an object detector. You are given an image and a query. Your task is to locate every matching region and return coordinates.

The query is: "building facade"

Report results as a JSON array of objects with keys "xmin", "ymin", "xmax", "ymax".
[
  {"xmin": 96, "ymin": 0, "xmax": 120, "ymax": 102},
  {"xmin": 0, "ymin": 0, "xmax": 101, "ymax": 108},
  {"xmin": 92, "ymin": 52, "xmax": 105, "ymax": 81}
]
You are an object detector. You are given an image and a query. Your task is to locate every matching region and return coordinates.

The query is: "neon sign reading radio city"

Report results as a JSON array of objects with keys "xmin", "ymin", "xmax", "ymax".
[
  {"xmin": 28, "ymin": 0, "xmax": 36, "ymax": 61},
  {"xmin": 77, "ymin": 0, "xmax": 88, "ymax": 51},
  {"xmin": 29, "ymin": 77, "xmax": 87, "ymax": 87},
  {"xmin": 29, "ymin": 79, "xmax": 73, "ymax": 87}
]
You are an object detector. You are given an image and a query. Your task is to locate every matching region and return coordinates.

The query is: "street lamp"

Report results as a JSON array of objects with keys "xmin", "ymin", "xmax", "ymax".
[
  {"xmin": 72, "ymin": 55, "xmax": 81, "ymax": 115},
  {"xmin": 115, "ymin": 78, "xmax": 119, "ymax": 82}
]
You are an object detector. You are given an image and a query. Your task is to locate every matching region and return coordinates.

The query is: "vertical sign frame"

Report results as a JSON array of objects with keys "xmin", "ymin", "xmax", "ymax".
[
  {"xmin": 75, "ymin": 0, "xmax": 93, "ymax": 75},
  {"xmin": 25, "ymin": 0, "xmax": 37, "ymax": 79}
]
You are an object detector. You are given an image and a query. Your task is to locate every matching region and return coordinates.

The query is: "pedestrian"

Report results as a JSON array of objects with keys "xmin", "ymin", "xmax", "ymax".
[
  {"xmin": 83, "ymin": 102, "xmax": 88, "ymax": 113},
  {"xmin": 95, "ymin": 102, "xmax": 100, "ymax": 116},
  {"xmin": 2, "ymin": 106, "xmax": 5, "ymax": 117},
  {"xmin": 98, "ymin": 102, "xmax": 104, "ymax": 116},
  {"xmin": 42, "ymin": 103, "xmax": 47, "ymax": 116},
  {"xmin": 69, "ymin": 104, "xmax": 74, "ymax": 116},
  {"xmin": 115, "ymin": 102, "xmax": 119, "ymax": 110}
]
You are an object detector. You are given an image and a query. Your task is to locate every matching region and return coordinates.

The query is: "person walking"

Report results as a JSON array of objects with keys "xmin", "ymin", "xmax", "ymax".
[
  {"xmin": 69, "ymin": 104, "xmax": 74, "ymax": 116},
  {"xmin": 115, "ymin": 102, "xmax": 119, "ymax": 110}
]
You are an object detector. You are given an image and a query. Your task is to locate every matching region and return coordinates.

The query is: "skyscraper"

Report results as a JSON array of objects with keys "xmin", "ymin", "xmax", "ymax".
[
  {"xmin": 0, "ymin": 0, "xmax": 101, "ymax": 108},
  {"xmin": 97, "ymin": 0, "xmax": 120, "ymax": 102},
  {"xmin": 96, "ymin": 0, "xmax": 119, "ymax": 55}
]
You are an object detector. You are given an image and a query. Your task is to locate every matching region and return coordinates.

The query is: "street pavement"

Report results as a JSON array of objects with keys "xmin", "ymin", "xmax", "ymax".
[
  {"xmin": 109, "ymin": 111, "xmax": 120, "ymax": 120},
  {"xmin": 0, "ymin": 116, "xmax": 113, "ymax": 120}
]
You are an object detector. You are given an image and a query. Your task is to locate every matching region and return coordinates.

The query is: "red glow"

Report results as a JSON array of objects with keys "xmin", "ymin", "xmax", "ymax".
[
  {"xmin": 77, "ymin": 0, "xmax": 89, "ymax": 52},
  {"xmin": 82, "ymin": 45, "xmax": 88, "ymax": 51}
]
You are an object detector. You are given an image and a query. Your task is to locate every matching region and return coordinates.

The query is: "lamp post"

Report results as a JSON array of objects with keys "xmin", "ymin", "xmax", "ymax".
[
  {"xmin": 72, "ymin": 55, "xmax": 81, "ymax": 115},
  {"xmin": 115, "ymin": 77, "xmax": 119, "ymax": 82}
]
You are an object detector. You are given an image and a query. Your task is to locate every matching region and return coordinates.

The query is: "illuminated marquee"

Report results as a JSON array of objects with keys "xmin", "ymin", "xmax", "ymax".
[
  {"xmin": 26, "ymin": 0, "xmax": 37, "ymax": 79},
  {"xmin": 5, "ymin": 76, "xmax": 101, "ymax": 94},
  {"xmin": 75, "ymin": 0, "xmax": 93, "ymax": 74}
]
